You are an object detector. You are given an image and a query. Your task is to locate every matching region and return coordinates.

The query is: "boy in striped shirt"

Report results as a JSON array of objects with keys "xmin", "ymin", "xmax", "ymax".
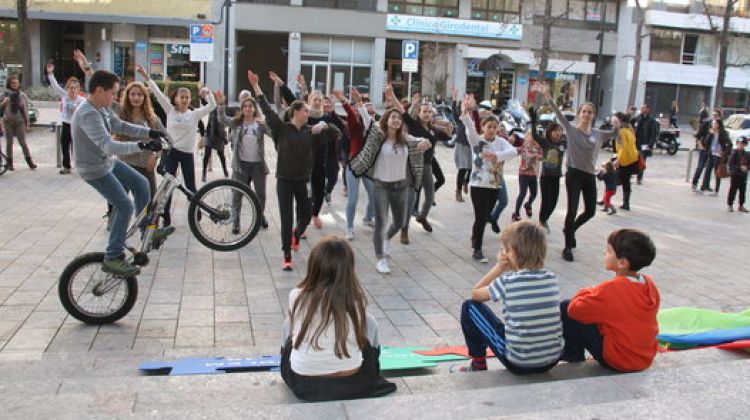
[{"xmin": 456, "ymin": 221, "xmax": 563, "ymax": 374}]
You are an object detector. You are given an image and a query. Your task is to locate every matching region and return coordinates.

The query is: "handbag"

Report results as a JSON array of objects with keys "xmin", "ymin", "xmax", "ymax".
[{"xmin": 715, "ymin": 161, "xmax": 729, "ymax": 179}]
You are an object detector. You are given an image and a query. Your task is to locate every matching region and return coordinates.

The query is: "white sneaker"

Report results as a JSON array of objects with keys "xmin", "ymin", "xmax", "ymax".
[
  {"xmin": 346, "ymin": 229, "xmax": 355, "ymax": 240},
  {"xmin": 384, "ymin": 239, "xmax": 392, "ymax": 257},
  {"xmin": 376, "ymin": 259, "xmax": 391, "ymax": 274}
]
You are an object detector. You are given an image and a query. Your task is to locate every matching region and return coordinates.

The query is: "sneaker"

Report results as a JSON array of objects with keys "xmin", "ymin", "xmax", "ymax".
[
  {"xmin": 472, "ymin": 249, "xmax": 488, "ymax": 263},
  {"xmin": 415, "ymin": 216, "xmax": 433, "ymax": 233},
  {"xmin": 739, "ymin": 206, "xmax": 749, "ymax": 213},
  {"xmin": 201, "ymin": 174, "xmax": 207, "ymax": 183},
  {"xmin": 728, "ymin": 205, "xmax": 735, "ymax": 213},
  {"xmin": 455, "ymin": 191, "xmax": 464, "ymax": 202},
  {"xmin": 313, "ymin": 216, "xmax": 323, "ymax": 229},
  {"xmin": 282, "ymin": 254, "xmax": 293, "ymax": 271},
  {"xmin": 562, "ymin": 248, "xmax": 574, "ymax": 262},
  {"xmin": 490, "ymin": 220, "xmax": 500, "ymax": 234},
  {"xmin": 363, "ymin": 218, "xmax": 375, "ymax": 227},
  {"xmin": 524, "ymin": 202, "xmax": 532, "ymax": 218},
  {"xmin": 449, "ymin": 364, "xmax": 487, "ymax": 373},
  {"xmin": 620, "ymin": 204, "xmax": 630, "ymax": 211},
  {"xmin": 151, "ymin": 226, "xmax": 176, "ymax": 249},
  {"xmin": 291, "ymin": 232, "xmax": 300, "ymax": 252},
  {"xmin": 102, "ymin": 258, "xmax": 141, "ymax": 276},
  {"xmin": 607, "ymin": 206, "xmax": 617, "ymax": 215},
  {"xmin": 511, "ymin": 213, "xmax": 521, "ymax": 222},
  {"xmin": 400, "ymin": 230, "xmax": 410, "ymax": 245},
  {"xmin": 346, "ymin": 228, "xmax": 355, "ymax": 240},
  {"xmin": 260, "ymin": 216, "xmax": 269, "ymax": 229},
  {"xmin": 59, "ymin": 168, "xmax": 71, "ymax": 175},
  {"xmin": 376, "ymin": 258, "xmax": 391, "ymax": 274}
]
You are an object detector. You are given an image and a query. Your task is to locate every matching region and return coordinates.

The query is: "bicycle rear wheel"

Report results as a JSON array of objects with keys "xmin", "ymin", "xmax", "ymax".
[
  {"xmin": 0, "ymin": 152, "xmax": 8, "ymax": 176},
  {"xmin": 58, "ymin": 252, "xmax": 138, "ymax": 324},
  {"xmin": 187, "ymin": 179, "xmax": 261, "ymax": 251}
]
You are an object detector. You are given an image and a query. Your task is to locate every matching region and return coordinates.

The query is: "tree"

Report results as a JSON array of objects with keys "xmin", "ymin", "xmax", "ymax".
[
  {"xmin": 17, "ymin": 0, "xmax": 32, "ymax": 89},
  {"xmin": 702, "ymin": 0, "xmax": 739, "ymax": 108},
  {"xmin": 627, "ymin": 0, "xmax": 646, "ymax": 110}
]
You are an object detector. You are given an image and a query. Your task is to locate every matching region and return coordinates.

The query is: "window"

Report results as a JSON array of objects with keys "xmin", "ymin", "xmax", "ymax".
[
  {"xmin": 0, "ymin": 20, "xmax": 22, "ymax": 82},
  {"xmin": 388, "ymin": 0, "xmax": 459, "ymax": 18},
  {"xmin": 649, "ymin": 30, "xmax": 717, "ymax": 66},
  {"xmin": 301, "ymin": 36, "xmax": 373, "ymax": 95},
  {"xmin": 728, "ymin": 37, "xmax": 750, "ymax": 66},
  {"xmin": 471, "ymin": 0, "xmax": 521, "ymax": 23},
  {"xmin": 555, "ymin": 0, "xmax": 617, "ymax": 24},
  {"xmin": 303, "ymin": 0, "xmax": 377, "ymax": 11},
  {"xmin": 147, "ymin": 44, "xmax": 201, "ymax": 82},
  {"xmin": 114, "ymin": 42, "xmax": 135, "ymax": 80},
  {"xmin": 649, "ymin": 29, "xmax": 682, "ymax": 63}
]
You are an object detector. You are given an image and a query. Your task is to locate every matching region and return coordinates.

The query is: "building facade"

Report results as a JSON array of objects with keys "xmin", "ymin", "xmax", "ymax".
[{"xmin": 612, "ymin": 0, "xmax": 750, "ymax": 119}]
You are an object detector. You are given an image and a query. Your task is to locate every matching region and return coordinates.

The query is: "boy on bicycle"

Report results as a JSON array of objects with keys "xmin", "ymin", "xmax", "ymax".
[{"xmin": 71, "ymin": 70, "xmax": 170, "ymax": 276}]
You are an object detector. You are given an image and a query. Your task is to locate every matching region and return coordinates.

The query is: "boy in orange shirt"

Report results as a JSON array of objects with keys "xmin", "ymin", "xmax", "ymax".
[{"xmin": 560, "ymin": 229, "xmax": 660, "ymax": 372}]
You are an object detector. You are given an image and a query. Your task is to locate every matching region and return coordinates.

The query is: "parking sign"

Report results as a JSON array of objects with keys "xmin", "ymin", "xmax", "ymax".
[
  {"xmin": 402, "ymin": 40, "xmax": 419, "ymax": 73},
  {"xmin": 189, "ymin": 24, "xmax": 214, "ymax": 62}
]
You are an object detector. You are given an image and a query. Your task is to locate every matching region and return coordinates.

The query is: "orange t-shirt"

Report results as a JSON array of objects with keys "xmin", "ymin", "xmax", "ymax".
[{"xmin": 567, "ymin": 275, "xmax": 661, "ymax": 372}]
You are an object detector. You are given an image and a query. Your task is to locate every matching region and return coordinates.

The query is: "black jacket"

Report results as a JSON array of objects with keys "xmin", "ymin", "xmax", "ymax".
[
  {"xmin": 729, "ymin": 149, "xmax": 749, "ymax": 177},
  {"xmin": 530, "ymin": 108, "xmax": 567, "ymax": 178},
  {"xmin": 258, "ymin": 94, "xmax": 339, "ymax": 181},
  {"xmin": 634, "ymin": 113, "xmax": 660, "ymax": 148}
]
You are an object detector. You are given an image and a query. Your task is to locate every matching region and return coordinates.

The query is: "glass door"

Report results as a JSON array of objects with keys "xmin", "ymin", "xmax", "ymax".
[{"xmin": 302, "ymin": 63, "xmax": 329, "ymax": 94}]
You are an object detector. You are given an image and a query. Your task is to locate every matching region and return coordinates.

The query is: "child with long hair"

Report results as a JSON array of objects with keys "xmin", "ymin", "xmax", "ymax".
[
  {"xmin": 596, "ymin": 160, "xmax": 618, "ymax": 215},
  {"xmin": 528, "ymin": 107, "xmax": 566, "ymax": 232},
  {"xmin": 137, "ymin": 65, "xmax": 216, "ymax": 226},
  {"xmin": 456, "ymin": 221, "xmax": 562, "ymax": 374},
  {"xmin": 281, "ymin": 236, "xmax": 396, "ymax": 401},
  {"xmin": 459, "ymin": 94, "xmax": 519, "ymax": 263},
  {"xmin": 215, "ymin": 92, "xmax": 270, "ymax": 230},
  {"xmin": 511, "ymin": 130, "xmax": 543, "ymax": 221},
  {"xmin": 349, "ymin": 85, "xmax": 431, "ymax": 274},
  {"xmin": 0, "ymin": 76, "xmax": 36, "ymax": 170},
  {"xmin": 115, "ymin": 81, "xmax": 168, "ymax": 199},
  {"xmin": 47, "ymin": 62, "xmax": 85, "ymax": 174}
]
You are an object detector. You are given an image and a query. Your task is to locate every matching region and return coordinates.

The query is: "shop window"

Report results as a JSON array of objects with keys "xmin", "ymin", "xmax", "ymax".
[
  {"xmin": 649, "ymin": 29, "xmax": 682, "ymax": 64},
  {"xmin": 303, "ymin": 0, "xmax": 377, "ymax": 10},
  {"xmin": 166, "ymin": 44, "xmax": 200, "ymax": 82},
  {"xmin": 388, "ymin": 0, "xmax": 458, "ymax": 18},
  {"xmin": 301, "ymin": 36, "xmax": 373, "ymax": 95},
  {"xmin": 0, "ymin": 20, "xmax": 22, "ymax": 83},
  {"xmin": 149, "ymin": 44, "xmax": 165, "ymax": 80},
  {"xmin": 728, "ymin": 37, "xmax": 750, "ymax": 67},
  {"xmin": 471, "ymin": 0, "xmax": 521, "ymax": 23},
  {"xmin": 114, "ymin": 42, "xmax": 135, "ymax": 81}
]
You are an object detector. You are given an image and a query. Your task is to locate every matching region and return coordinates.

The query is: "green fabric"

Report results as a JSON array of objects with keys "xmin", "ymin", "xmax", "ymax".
[
  {"xmin": 658, "ymin": 307, "xmax": 750, "ymax": 335},
  {"xmin": 379, "ymin": 346, "xmax": 467, "ymax": 371}
]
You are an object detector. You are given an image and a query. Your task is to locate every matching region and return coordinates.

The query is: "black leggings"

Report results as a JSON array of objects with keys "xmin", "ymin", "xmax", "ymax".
[
  {"xmin": 432, "ymin": 158, "xmax": 445, "ymax": 192},
  {"xmin": 457, "ymin": 168, "xmax": 471, "ymax": 191},
  {"xmin": 539, "ymin": 176, "xmax": 560, "ymax": 224},
  {"xmin": 311, "ymin": 160, "xmax": 326, "ymax": 217},
  {"xmin": 470, "ymin": 187, "xmax": 499, "ymax": 251},
  {"xmin": 202, "ymin": 146, "xmax": 228, "ymax": 177},
  {"xmin": 61, "ymin": 122, "xmax": 73, "ymax": 169},
  {"xmin": 514, "ymin": 175, "xmax": 538, "ymax": 215},
  {"xmin": 325, "ymin": 157, "xmax": 339, "ymax": 195},
  {"xmin": 563, "ymin": 168, "xmax": 597, "ymax": 249},
  {"xmin": 277, "ymin": 179, "xmax": 311, "ymax": 254},
  {"xmin": 728, "ymin": 175, "xmax": 747, "ymax": 206},
  {"xmin": 619, "ymin": 162, "xmax": 638, "ymax": 206}
]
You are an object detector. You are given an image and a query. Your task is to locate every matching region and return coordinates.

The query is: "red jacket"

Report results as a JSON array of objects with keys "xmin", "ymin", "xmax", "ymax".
[
  {"xmin": 343, "ymin": 103, "xmax": 365, "ymax": 159},
  {"xmin": 568, "ymin": 275, "xmax": 661, "ymax": 372}
]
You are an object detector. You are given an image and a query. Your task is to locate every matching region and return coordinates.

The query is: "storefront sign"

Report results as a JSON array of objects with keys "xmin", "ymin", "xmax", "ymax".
[
  {"xmin": 189, "ymin": 24, "xmax": 214, "ymax": 62},
  {"xmin": 518, "ymin": 75, "xmax": 528, "ymax": 85},
  {"xmin": 386, "ymin": 14, "xmax": 522, "ymax": 41}
]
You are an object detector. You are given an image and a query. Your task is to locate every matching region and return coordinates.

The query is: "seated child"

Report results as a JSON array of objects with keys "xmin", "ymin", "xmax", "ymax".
[
  {"xmin": 560, "ymin": 228, "xmax": 660, "ymax": 372},
  {"xmin": 456, "ymin": 221, "xmax": 563, "ymax": 374},
  {"xmin": 597, "ymin": 160, "xmax": 618, "ymax": 215},
  {"xmin": 280, "ymin": 236, "xmax": 396, "ymax": 401}
]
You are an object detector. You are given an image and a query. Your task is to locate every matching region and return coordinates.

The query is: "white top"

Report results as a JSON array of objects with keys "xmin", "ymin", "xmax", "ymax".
[
  {"xmin": 146, "ymin": 78, "xmax": 216, "ymax": 153},
  {"xmin": 288, "ymin": 288, "xmax": 363, "ymax": 376},
  {"xmin": 48, "ymin": 74, "xmax": 86, "ymax": 124},
  {"xmin": 373, "ymin": 140, "xmax": 409, "ymax": 183},
  {"xmin": 460, "ymin": 114, "xmax": 519, "ymax": 189},
  {"xmin": 238, "ymin": 121, "xmax": 262, "ymax": 162}
]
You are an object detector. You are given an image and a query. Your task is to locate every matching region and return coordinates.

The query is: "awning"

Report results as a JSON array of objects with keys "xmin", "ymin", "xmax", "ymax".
[{"xmin": 463, "ymin": 47, "xmax": 535, "ymax": 65}]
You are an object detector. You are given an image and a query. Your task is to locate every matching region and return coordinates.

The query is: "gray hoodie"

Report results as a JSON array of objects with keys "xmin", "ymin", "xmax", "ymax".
[{"xmin": 71, "ymin": 100, "xmax": 150, "ymax": 181}]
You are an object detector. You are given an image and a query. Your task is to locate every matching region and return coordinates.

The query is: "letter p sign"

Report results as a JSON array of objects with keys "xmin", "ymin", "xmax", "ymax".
[{"xmin": 402, "ymin": 40, "xmax": 419, "ymax": 60}]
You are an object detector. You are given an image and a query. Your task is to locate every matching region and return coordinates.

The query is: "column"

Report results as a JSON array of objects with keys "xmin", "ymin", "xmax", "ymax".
[
  {"xmin": 371, "ymin": 37, "xmax": 386, "ymax": 107},
  {"xmin": 458, "ymin": 0, "xmax": 472, "ymax": 19},
  {"xmin": 134, "ymin": 26, "xmax": 149, "ymax": 82},
  {"xmin": 452, "ymin": 44, "xmax": 467, "ymax": 98},
  {"xmin": 377, "ymin": 0, "xmax": 388, "ymax": 13},
  {"xmin": 29, "ymin": 20, "xmax": 41, "ymax": 87},
  {"xmin": 287, "ymin": 32, "xmax": 301, "ymax": 88}
]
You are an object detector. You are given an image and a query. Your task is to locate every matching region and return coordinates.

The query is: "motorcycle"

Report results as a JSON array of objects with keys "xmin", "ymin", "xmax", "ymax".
[{"xmin": 654, "ymin": 129, "xmax": 680, "ymax": 155}]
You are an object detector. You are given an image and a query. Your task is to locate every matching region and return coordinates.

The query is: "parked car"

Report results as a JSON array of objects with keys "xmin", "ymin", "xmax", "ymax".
[{"xmin": 725, "ymin": 113, "xmax": 750, "ymax": 142}]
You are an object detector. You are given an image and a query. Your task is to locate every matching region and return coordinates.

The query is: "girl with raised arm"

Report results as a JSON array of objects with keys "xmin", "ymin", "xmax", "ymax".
[{"xmin": 47, "ymin": 62, "xmax": 85, "ymax": 174}]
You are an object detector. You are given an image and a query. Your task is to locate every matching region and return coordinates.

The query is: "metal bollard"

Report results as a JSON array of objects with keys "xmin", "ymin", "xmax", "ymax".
[{"xmin": 685, "ymin": 149, "xmax": 693, "ymax": 182}]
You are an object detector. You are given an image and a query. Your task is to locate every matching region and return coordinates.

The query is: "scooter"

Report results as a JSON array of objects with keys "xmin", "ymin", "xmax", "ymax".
[{"xmin": 654, "ymin": 129, "xmax": 680, "ymax": 155}]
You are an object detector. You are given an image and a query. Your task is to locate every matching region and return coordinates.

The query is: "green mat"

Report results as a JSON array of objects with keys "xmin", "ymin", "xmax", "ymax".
[
  {"xmin": 380, "ymin": 346, "xmax": 468, "ymax": 371},
  {"xmin": 658, "ymin": 307, "xmax": 750, "ymax": 335}
]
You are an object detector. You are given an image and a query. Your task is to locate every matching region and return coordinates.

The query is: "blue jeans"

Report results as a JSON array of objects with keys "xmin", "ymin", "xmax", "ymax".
[
  {"xmin": 489, "ymin": 179, "xmax": 509, "ymax": 223},
  {"xmin": 85, "ymin": 160, "xmax": 150, "ymax": 260},
  {"xmin": 345, "ymin": 167, "xmax": 375, "ymax": 230},
  {"xmin": 163, "ymin": 149, "xmax": 197, "ymax": 223}
]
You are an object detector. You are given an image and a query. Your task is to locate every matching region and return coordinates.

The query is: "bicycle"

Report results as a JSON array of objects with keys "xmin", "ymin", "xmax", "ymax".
[
  {"xmin": 0, "ymin": 151, "xmax": 7, "ymax": 175},
  {"xmin": 58, "ymin": 139, "xmax": 262, "ymax": 323}
]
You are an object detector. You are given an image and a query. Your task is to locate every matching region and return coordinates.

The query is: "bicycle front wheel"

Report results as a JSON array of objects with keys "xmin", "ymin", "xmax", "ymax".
[
  {"xmin": 188, "ymin": 179, "xmax": 261, "ymax": 251},
  {"xmin": 0, "ymin": 152, "xmax": 8, "ymax": 176},
  {"xmin": 58, "ymin": 252, "xmax": 138, "ymax": 324}
]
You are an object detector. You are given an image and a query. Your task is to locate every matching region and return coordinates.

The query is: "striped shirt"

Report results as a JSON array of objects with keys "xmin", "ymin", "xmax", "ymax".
[{"xmin": 489, "ymin": 269, "xmax": 563, "ymax": 367}]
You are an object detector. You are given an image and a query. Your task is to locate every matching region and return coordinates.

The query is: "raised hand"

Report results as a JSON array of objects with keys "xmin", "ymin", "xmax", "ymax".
[
  {"xmin": 461, "ymin": 95, "xmax": 472, "ymax": 116},
  {"xmin": 311, "ymin": 121, "xmax": 327, "ymax": 135},
  {"xmin": 332, "ymin": 89, "xmax": 345, "ymax": 102},
  {"xmin": 73, "ymin": 49, "xmax": 92, "ymax": 73},
  {"xmin": 136, "ymin": 65, "xmax": 149, "ymax": 80},
  {"xmin": 46, "ymin": 63, "xmax": 54, "ymax": 74},
  {"xmin": 268, "ymin": 71, "xmax": 283, "ymax": 86},
  {"xmin": 247, "ymin": 70, "xmax": 260, "ymax": 87},
  {"xmin": 214, "ymin": 91, "xmax": 226, "ymax": 104},
  {"xmin": 350, "ymin": 88, "xmax": 362, "ymax": 104},
  {"xmin": 199, "ymin": 87, "xmax": 211, "ymax": 97}
]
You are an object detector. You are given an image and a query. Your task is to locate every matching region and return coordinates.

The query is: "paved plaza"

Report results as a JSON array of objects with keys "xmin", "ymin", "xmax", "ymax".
[{"xmin": 1, "ymin": 123, "xmax": 749, "ymax": 417}]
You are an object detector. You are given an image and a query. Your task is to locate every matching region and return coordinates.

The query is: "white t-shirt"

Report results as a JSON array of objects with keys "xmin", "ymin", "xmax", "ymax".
[
  {"xmin": 288, "ymin": 288, "xmax": 363, "ymax": 376},
  {"xmin": 147, "ymin": 79, "xmax": 216, "ymax": 153},
  {"xmin": 372, "ymin": 141, "xmax": 409, "ymax": 183},
  {"xmin": 237, "ymin": 121, "xmax": 261, "ymax": 162}
]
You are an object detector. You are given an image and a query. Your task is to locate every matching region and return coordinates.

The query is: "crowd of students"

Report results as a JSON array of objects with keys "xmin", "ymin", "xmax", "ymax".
[{"xmin": 10, "ymin": 53, "xmax": 746, "ymax": 403}]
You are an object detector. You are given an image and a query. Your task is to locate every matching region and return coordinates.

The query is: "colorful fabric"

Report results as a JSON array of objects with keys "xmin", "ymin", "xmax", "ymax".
[{"xmin": 657, "ymin": 307, "xmax": 750, "ymax": 348}]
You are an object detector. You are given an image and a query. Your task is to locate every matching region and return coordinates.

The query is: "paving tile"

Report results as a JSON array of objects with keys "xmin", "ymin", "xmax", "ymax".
[
  {"xmin": 215, "ymin": 306, "xmax": 250, "ymax": 323},
  {"xmin": 175, "ymin": 326, "xmax": 214, "ymax": 347}
]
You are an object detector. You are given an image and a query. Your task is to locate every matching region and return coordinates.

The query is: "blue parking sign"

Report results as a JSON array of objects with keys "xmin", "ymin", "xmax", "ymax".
[{"xmin": 402, "ymin": 40, "xmax": 419, "ymax": 60}]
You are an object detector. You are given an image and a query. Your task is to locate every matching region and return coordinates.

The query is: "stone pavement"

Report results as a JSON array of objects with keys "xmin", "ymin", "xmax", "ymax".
[{"xmin": 0, "ymin": 128, "xmax": 748, "ymax": 416}]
